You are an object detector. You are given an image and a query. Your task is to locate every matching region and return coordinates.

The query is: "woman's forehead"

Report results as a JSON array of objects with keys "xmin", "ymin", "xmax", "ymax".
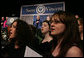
[
  {"xmin": 12, "ymin": 21, "xmax": 17, "ymax": 25},
  {"xmin": 52, "ymin": 16, "xmax": 60, "ymax": 21},
  {"xmin": 13, "ymin": 21, "xmax": 17, "ymax": 24},
  {"xmin": 52, "ymin": 14, "xmax": 59, "ymax": 19},
  {"xmin": 43, "ymin": 22, "xmax": 48, "ymax": 25}
]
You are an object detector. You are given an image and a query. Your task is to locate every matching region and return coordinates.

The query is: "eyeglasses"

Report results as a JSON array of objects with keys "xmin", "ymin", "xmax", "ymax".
[{"xmin": 50, "ymin": 20, "xmax": 62, "ymax": 24}]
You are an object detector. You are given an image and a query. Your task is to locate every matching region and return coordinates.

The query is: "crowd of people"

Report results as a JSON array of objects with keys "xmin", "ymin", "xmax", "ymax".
[{"xmin": 1, "ymin": 11, "xmax": 83, "ymax": 57}]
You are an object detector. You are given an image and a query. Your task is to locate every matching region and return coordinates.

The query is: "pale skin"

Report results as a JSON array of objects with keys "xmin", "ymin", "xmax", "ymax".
[{"xmin": 65, "ymin": 46, "xmax": 83, "ymax": 57}]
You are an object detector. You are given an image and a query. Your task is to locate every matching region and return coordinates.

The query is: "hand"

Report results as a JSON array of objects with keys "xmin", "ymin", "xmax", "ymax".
[{"xmin": 36, "ymin": 21, "xmax": 39, "ymax": 24}]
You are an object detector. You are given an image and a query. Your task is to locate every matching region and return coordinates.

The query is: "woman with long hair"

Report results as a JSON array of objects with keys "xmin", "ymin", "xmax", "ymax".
[
  {"xmin": 2, "ymin": 19, "xmax": 33, "ymax": 57},
  {"xmin": 50, "ymin": 11, "xmax": 83, "ymax": 57}
]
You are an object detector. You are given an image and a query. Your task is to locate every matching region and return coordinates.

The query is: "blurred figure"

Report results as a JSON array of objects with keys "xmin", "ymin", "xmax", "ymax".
[
  {"xmin": 78, "ymin": 18, "xmax": 83, "ymax": 40},
  {"xmin": 2, "ymin": 19, "xmax": 33, "ymax": 57},
  {"xmin": 1, "ymin": 17, "xmax": 9, "ymax": 48},
  {"xmin": 77, "ymin": 18, "xmax": 83, "ymax": 51},
  {"xmin": 33, "ymin": 15, "xmax": 43, "ymax": 44},
  {"xmin": 1, "ymin": 17, "xmax": 5, "ymax": 27},
  {"xmin": 38, "ymin": 20, "xmax": 53, "ymax": 57},
  {"xmin": 3, "ymin": 17, "xmax": 8, "ymax": 28},
  {"xmin": 50, "ymin": 11, "xmax": 83, "ymax": 57},
  {"xmin": 46, "ymin": 16, "xmax": 51, "ymax": 21},
  {"xmin": 33, "ymin": 15, "xmax": 42, "ymax": 29},
  {"xmin": 1, "ymin": 17, "xmax": 5, "ymax": 34},
  {"xmin": 1, "ymin": 17, "xmax": 8, "ymax": 32},
  {"xmin": 75, "ymin": 14, "xmax": 79, "ymax": 19}
]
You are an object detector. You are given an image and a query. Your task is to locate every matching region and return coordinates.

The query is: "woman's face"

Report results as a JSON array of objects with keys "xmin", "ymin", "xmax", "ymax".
[
  {"xmin": 50, "ymin": 17, "xmax": 66, "ymax": 36},
  {"xmin": 9, "ymin": 22, "xmax": 17, "ymax": 39},
  {"xmin": 41, "ymin": 22, "xmax": 49, "ymax": 34},
  {"xmin": 78, "ymin": 20, "xmax": 83, "ymax": 33}
]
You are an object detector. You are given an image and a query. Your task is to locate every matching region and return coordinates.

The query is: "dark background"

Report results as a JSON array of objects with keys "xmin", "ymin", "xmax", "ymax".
[{"xmin": 1, "ymin": 0, "xmax": 83, "ymax": 18}]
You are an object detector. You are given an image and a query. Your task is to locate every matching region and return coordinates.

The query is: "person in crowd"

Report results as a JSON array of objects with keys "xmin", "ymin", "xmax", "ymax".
[
  {"xmin": 46, "ymin": 16, "xmax": 51, "ymax": 21},
  {"xmin": 3, "ymin": 17, "xmax": 8, "ymax": 28},
  {"xmin": 33, "ymin": 15, "xmax": 43, "ymax": 44},
  {"xmin": 77, "ymin": 18, "xmax": 83, "ymax": 51},
  {"xmin": 1, "ymin": 17, "xmax": 5, "ymax": 29},
  {"xmin": 37, "ymin": 20, "xmax": 53, "ymax": 57},
  {"xmin": 1, "ymin": 17, "xmax": 9, "ymax": 48},
  {"xmin": 50, "ymin": 11, "xmax": 83, "ymax": 57},
  {"xmin": 75, "ymin": 14, "xmax": 79, "ymax": 19},
  {"xmin": 1, "ymin": 17, "xmax": 8, "ymax": 32},
  {"xmin": 33, "ymin": 15, "xmax": 42, "ymax": 29},
  {"xmin": 77, "ymin": 18, "xmax": 83, "ymax": 40},
  {"xmin": 41, "ymin": 20, "xmax": 53, "ymax": 43},
  {"xmin": 1, "ymin": 19, "xmax": 33, "ymax": 57},
  {"xmin": 75, "ymin": 15, "xmax": 83, "ymax": 51}
]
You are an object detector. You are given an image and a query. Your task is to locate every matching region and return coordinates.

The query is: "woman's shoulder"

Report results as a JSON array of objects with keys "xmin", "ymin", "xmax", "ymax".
[{"xmin": 65, "ymin": 46, "xmax": 83, "ymax": 57}]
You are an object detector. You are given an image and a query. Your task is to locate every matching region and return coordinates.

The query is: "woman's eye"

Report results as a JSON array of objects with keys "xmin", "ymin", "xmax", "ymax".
[
  {"xmin": 13, "ymin": 25, "xmax": 17, "ymax": 28},
  {"xmin": 50, "ymin": 21, "xmax": 53, "ymax": 23},
  {"xmin": 50, "ymin": 20, "xmax": 61, "ymax": 24}
]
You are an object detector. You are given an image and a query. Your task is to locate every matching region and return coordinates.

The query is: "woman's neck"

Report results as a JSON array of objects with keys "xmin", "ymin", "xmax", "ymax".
[
  {"xmin": 42, "ymin": 32, "xmax": 53, "ymax": 43},
  {"xmin": 52, "ymin": 37, "xmax": 63, "ymax": 57},
  {"xmin": 15, "ymin": 41, "xmax": 20, "ymax": 49},
  {"xmin": 15, "ymin": 44, "xmax": 20, "ymax": 49},
  {"xmin": 56, "ymin": 34, "xmax": 64, "ymax": 44}
]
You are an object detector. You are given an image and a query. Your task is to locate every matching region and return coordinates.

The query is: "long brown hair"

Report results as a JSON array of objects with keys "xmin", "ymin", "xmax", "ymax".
[
  {"xmin": 10, "ymin": 19, "xmax": 34, "ymax": 47},
  {"xmin": 50, "ymin": 11, "xmax": 81, "ymax": 57}
]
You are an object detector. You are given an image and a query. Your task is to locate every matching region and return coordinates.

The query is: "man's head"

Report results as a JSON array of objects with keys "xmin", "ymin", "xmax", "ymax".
[{"xmin": 36, "ymin": 15, "xmax": 40, "ymax": 20}]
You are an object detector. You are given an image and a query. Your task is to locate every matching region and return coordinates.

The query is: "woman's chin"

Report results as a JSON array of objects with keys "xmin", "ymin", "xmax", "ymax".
[
  {"xmin": 51, "ymin": 32, "xmax": 56, "ymax": 35},
  {"xmin": 9, "ymin": 36, "xmax": 14, "ymax": 39}
]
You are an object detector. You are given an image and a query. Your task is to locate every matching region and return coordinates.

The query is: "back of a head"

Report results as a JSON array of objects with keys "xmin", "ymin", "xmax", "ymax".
[{"xmin": 12, "ymin": 19, "xmax": 34, "ymax": 46}]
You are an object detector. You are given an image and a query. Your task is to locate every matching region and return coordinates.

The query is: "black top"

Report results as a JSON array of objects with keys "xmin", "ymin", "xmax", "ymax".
[
  {"xmin": 37, "ymin": 40, "xmax": 53, "ymax": 57},
  {"xmin": 1, "ymin": 40, "xmax": 26, "ymax": 57}
]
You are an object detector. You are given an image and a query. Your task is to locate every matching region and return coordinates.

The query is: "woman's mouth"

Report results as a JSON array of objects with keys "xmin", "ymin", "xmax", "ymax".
[
  {"xmin": 41, "ymin": 28, "xmax": 44, "ymax": 31},
  {"xmin": 51, "ymin": 28, "xmax": 55, "ymax": 32},
  {"xmin": 10, "ymin": 31, "xmax": 12, "ymax": 35}
]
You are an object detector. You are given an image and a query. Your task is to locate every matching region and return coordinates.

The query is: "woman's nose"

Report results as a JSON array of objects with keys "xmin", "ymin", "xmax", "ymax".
[
  {"xmin": 51, "ymin": 23, "xmax": 55, "ymax": 27},
  {"xmin": 10, "ymin": 27, "xmax": 12, "ymax": 31},
  {"xmin": 41, "ymin": 25, "xmax": 44, "ymax": 28}
]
